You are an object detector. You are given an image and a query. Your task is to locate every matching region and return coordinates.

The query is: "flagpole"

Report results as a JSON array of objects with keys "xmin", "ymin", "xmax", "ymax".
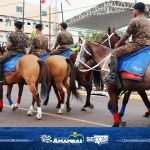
[
  {"xmin": 60, "ymin": 0, "xmax": 64, "ymax": 21},
  {"xmin": 40, "ymin": 0, "xmax": 42, "ymax": 23},
  {"xmin": 49, "ymin": 0, "xmax": 51, "ymax": 49},
  {"xmin": 23, "ymin": 0, "xmax": 25, "ymax": 31}
]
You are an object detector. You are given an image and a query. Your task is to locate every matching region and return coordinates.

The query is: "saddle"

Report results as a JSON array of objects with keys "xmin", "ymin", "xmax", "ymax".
[
  {"xmin": 119, "ymin": 46, "xmax": 150, "ymax": 81},
  {"xmin": 2, "ymin": 53, "xmax": 24, "ymax": 75}
]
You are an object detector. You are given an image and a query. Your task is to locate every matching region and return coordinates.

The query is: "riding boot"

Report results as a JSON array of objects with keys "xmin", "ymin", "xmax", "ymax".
[
  {"xmin": 105, "ymin": 56, "xmax": 118, "ymax": 84},
  {"xmin": 0, "ymin": 64, "xmax": 3, "ymax": 85}
]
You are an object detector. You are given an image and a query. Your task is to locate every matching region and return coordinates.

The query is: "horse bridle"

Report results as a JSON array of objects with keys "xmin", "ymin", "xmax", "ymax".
[
  {"xmin": 76, "ymin": 40, "xmax": 111, "ymax": 72},
  {"xmin": 101, "ymin": 33, "xmax": 114, "ymax": 48}
]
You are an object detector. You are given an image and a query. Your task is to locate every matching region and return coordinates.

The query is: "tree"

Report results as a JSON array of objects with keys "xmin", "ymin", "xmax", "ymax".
[{"xmin": 78, "ymin": 31, "xmax": 105, "ymax": 42}]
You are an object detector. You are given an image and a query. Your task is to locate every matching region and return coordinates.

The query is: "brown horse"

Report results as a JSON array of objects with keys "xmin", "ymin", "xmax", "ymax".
[
  {"xmin": 10, "ymin": 55, "xmax": 79, "ymax": 114},
  {"xmin": 79, "ymin": 41, "xmax": 150, "ymax": 127},
  {"xmin": 66, "ymin": 27, "xmax": 121, "ymax": 111},
  {"xmin": 0, "ymin": 54, "xmax": 49, "ymax": 120}
]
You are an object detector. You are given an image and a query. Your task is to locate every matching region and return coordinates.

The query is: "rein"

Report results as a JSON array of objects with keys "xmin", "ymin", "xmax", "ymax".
[{"xmin": 75, "ymin": 40, "xmax": 111, "ymax": 72}]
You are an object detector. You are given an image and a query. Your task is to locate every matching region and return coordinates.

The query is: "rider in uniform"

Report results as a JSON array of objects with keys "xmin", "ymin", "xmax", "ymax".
[
  {"xmin": 29, "ymin": 24, "xmax": 49, "ymax": 56},
  {"xmin": 105, "ymin": 2, "xmax": 150, "ymax": 85},
  {"xmin": 0, "ymin": 21, "xmax": 28, "ymax": 84},
  {"xmin": 50, "ymin": 22, "xmax": 74, "ymax": 55}
]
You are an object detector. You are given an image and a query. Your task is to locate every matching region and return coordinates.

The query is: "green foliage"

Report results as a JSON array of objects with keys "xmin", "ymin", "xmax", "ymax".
[
  {"xmin": 29, "ymin": 31, "xmax": 36, "ymax": 45},
  {"xmin": 78, "ymin": 31, "xmax": 104, "ymax": 42}
]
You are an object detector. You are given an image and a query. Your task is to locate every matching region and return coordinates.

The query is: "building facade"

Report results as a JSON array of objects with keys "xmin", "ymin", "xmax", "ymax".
[{"xmin": 0, "ymin": 0, "xmax": 59, "ymax": 48}]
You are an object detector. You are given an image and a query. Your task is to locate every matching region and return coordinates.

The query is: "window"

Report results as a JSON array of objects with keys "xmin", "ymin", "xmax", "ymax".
[
  {"xmin": 27, "ymin": 22, "xmax": 31, "ymax": 25},
  {"xmin": 41, "ymin": 11, "xmax": 47, "ymax": 16},
  {"xmin": 16, "ymin": 6, "xmax": 23, "ymax": 13},
  {"xmin": 45, "ymin": 24, "xmax": 49, "ymax": 27},
  {"xmin": 0, "ymin": 19, "xmax": 3, "ymax": 22},
  {"xmin": 6, "ymin": 18, "xmax": 11, "ymax": 26},
  {"xmin": 0, "ymin": 35, "xmax": 3, "ymax": 38}
]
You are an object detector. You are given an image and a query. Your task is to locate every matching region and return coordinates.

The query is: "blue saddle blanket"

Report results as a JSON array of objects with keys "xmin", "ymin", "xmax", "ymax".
[
  {"xmin": 59, "ymin": 49, "xmax": 74, "ymax": 57},
  {"xmin": 119, "ymin": 46, "xmax": 150, "ymax": 76},
  {"xmin": 2, "ymin": 53, "xmax": 24, "ymax": 75},
  {"xmin": 39, "ymin": 53, "xmax": 50, "ymax": 61}
]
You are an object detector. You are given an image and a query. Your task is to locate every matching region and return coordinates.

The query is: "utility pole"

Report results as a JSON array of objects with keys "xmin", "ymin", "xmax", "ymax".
[
  {"xmin": 23, "ymin": 0, "xmax": 25, "ymax": 31},
  {"xmin": 60, "ymin": 0, "xmax": 64, "ymax": 21},
  {"xmin": 40, "ymin": 0, "xmax": 42, "ymax": 23},
  {"xmin": 49, "ymin": 0, "xmax": 51, "ymax": 49}
]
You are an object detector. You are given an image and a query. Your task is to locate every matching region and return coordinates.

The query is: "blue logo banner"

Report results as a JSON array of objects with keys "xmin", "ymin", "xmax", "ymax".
[{"xmin": 0, "ymin": 127, "xmax": 150, "ymax": 150}]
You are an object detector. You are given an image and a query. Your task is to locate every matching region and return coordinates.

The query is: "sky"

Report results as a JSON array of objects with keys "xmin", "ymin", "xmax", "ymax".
[{"xmin": 26, "ymin": 0, "xmax": 150, "ymax": 21}]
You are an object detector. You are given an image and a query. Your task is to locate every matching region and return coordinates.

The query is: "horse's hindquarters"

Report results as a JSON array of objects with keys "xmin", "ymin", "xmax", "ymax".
[{"xmin": 122, "ymin": 64, "xmax": 150, "ymax": 91}]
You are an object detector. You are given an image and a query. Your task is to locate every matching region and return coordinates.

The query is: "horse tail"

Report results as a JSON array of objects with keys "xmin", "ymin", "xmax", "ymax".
[
  {"xmin": 108, "ymin": 27, "xmax": 111, "ymax": 35},
  {"xmin": 66, "ymin": 58, "xmax": 80, "ymax": 100},
  {"xmin": 38, "ymin": 60, "xmax": 50, "ymax": 101}
]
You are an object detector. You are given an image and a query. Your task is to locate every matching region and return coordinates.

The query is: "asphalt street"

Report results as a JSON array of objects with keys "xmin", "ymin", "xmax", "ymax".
[{"xmin": 0, "ymin": 85, "xmax": 150, "ymax": 127}]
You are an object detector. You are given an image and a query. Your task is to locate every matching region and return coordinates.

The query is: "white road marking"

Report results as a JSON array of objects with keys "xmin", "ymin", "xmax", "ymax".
[{"xmin": 4, "ymin": 104, "xmax": 111, "ymax": 127}]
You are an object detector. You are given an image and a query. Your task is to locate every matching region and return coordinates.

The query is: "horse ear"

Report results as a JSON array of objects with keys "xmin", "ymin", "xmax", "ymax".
[{"xmin": 108, "ymin": 27, "xmax": 111, "ymax": 35}]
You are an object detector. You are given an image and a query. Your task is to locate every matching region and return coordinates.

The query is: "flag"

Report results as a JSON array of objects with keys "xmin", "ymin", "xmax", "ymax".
[
  {"xmin": 65, "ymin": 0, "xmax": 71, "ymax": 6},
  {"xmin": 40, "ymin": 0, "xmax": 46, "ymax": 4}
]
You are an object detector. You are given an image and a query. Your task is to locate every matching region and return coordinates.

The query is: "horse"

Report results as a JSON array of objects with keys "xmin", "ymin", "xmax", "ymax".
[
  {"xmin": 0, "ymin": 54, "xmax": 50, "ymax": 120},
  {"xmin": 66, "ymin": 27, "xmax": 121, "ymax": 111},
  {"xmin": 9, "ymin": 55, "xmax": 80, "ymax": 114},
  {"xmin": 78, "ymin": 40, "xmax": 150, "ymax": 127}
]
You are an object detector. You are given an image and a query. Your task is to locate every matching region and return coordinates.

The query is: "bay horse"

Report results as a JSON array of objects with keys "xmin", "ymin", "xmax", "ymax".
[
  {"xmin": 0, "ymin": 54, "xmax": 49, "ymax": 120},
  {"xmin": 9, "ymin": 55, "xmax": 80, "ymax": 114},
  {"xmin": 79, "ymin": 40, "xmax": 150, "ymax": 127},
  {"xmin": 67, "ymin": 27, "xmax": 121, "ymax": 111}
]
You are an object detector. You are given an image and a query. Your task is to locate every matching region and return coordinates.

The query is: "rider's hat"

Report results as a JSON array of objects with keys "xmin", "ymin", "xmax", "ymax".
[
  {"xmin": 134, "ymin": 2, "xmax": 145, "ymax": 13},
  {"xmin": 14, "ymin": 21, "xmax": 24, "ymax": 30}
]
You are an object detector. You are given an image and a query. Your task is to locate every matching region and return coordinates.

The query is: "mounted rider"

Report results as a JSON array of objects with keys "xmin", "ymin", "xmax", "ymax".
[
  {"xmin": 50, "ymin": 22, "xmax": 74, "ymax": 55},
  {"xmin": 0, "ymin": 21, "xmax": 28, "ymax": 85},
  {"xmin": 105, "ymin": 2, "xmax": 150, "ymax": 85},
  {"xmin": 29, "ymin": 24, "xmax": 49, "ymax": 56}
]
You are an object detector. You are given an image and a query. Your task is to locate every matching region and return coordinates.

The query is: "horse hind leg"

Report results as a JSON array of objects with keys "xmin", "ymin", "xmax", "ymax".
[
  {"xmin": 27, "ymin": 83, "xmax": 42, "ymax": 120},
  {"xmin": 6, "ymin": 84, "xmax": 15, "ymax": 111},
  {"xmin": 63, "ymin": 79, "xmax": 71, "ymax": 112},
  {"xmin": 13, "ymin": 83, "xmax": 24, "ymax": 110},
  {"xmin": 137, "ymin": 91, "xmax": 150, "ymax": 118},
  {"xmin": 55, "ymin": 82, "xmax": 65, "ymax": 114}
]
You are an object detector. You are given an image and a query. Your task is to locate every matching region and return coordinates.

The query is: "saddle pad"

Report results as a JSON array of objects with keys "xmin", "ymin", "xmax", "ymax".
[
  {"xmin": 39, "ymin": 53, "xmax": 50, "ymax": 61},
  {"xmin": 2, "ymin": 53, "xmax": 24, "ymax": 75},
  {"xmin": 119, "ymin": 46, "xmax": 150, "ymax": 80},
  {"xmin": 59, "ymin": 49, "xmax": 74, "ymax": 57}
]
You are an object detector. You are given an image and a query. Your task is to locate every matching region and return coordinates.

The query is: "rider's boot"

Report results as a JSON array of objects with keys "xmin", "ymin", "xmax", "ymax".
[{"xmin": 105, "ymin": 56, "xmax": 118, "ymax": 84}]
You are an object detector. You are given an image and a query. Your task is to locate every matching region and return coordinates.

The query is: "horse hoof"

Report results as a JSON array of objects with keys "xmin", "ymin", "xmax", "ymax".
[
  {"xmin": 143, "ymin": 112, "xmax": 150, "ymax": 118},
  {"xmin": 57, "ymin": 109, "xmax": 64, "ymax": 114},
  {"xmin": 89, "ymin": 104, "xmax": 94, "ymax": 109},
  {"xmin": 0, "ymin": 107, "xmax": 3, "ymax": 112},
  {"xmin": 66, "ymin": 107, "xmax": 71, "ymax": 112},
  {"xmin": 81, "ymin": 107, "xmax": 86, "ymax": 111},
  {"xmin": 35, "ymin": 115, "xmax": 41, "ymax": 120},
  {"xmin": 27, "ymin": 111, "xmax": 33, "ymax": 116},
  {"xmin": 120, "ymin": 120, "xmax": 127, "ymax": 127},
  {"xmin": 112, "ymin": 123, "xmax": 119, "ymax": 127}
]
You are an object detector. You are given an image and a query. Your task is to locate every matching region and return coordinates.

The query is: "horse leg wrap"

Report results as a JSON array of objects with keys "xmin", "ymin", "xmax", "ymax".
[
  {"xmin": 17, "ymin": 97, "xmax": 21, "ymax": 104},
  {"xmin": 8, "ymin": 98, "xmax": 13, "ymax": 106},
  {"xmin": 119, "ymin": 105, "xmax": 126, "ymax": 116},
  {"xmin": 0, "ymin": 99, "xmax": 3, "ymax": 107},
  {"xmin": 113, "ymin": 113, "xmax": 119, "ymax": 124},
  {"xmin": 36, "ymin": 107, "xmax": 42, "ymax": 120},
  {"xmin": 148, "ymin": 107, "xmax": 150, "ymax": 114}
]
